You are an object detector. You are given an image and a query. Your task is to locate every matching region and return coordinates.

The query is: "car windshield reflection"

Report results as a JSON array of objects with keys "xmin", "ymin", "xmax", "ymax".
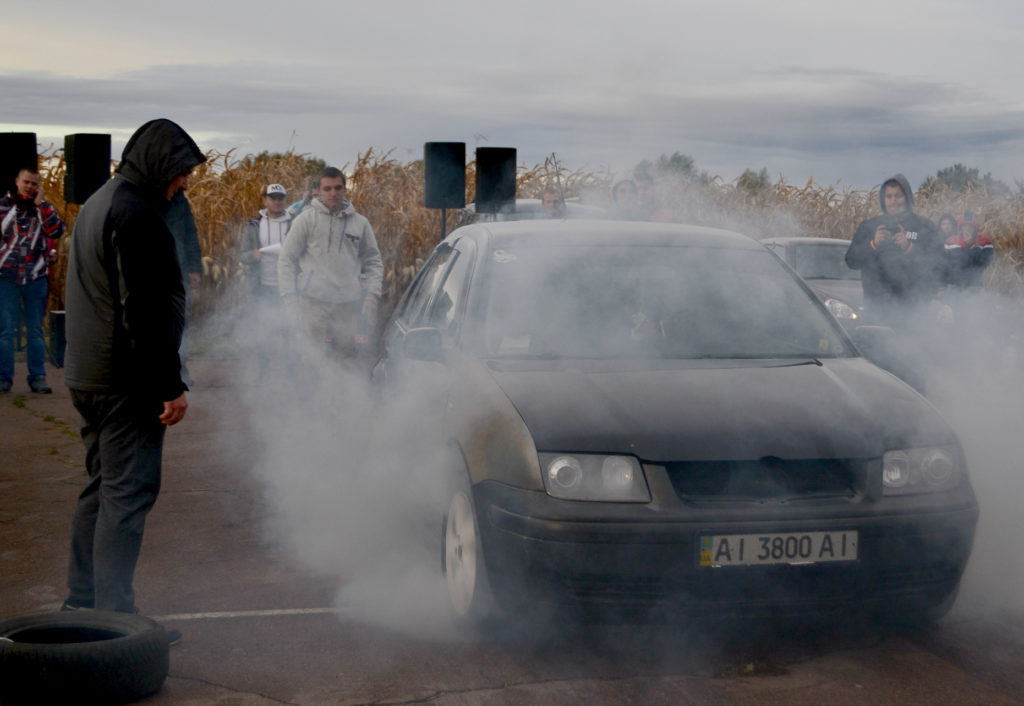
[{"xmin": 480, "ymin": 244, "xmax": 849, "ymax": 360}]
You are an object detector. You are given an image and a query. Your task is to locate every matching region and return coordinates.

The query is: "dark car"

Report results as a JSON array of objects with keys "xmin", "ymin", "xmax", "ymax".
[
  {"xmin": 374, "ymin": 221, "xmax": 977, "ymax": 625},
  {"xmin": 455, "ymin": 197, "xmax": 606, "ymax": 226},
  {"xmin": 761, "ymin": 237, "xmax": 863, "ymax": 331}
]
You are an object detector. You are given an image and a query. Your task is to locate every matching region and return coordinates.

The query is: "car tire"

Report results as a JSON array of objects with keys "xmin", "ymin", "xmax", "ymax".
[
  {"xmin": 0, "ymin": 610, "xmax": 170, "ymax": 706},
  {"xmin": 443, "ymin": 487, "xmax": 499, "ymax": 628}
]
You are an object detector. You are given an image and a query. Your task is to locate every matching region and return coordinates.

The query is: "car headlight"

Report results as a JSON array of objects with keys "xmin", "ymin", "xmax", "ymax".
[
  {"xmin": 882, "ymin": 446, "xmax": 962, "ymax": 495},
  {"xmin": 824, "ymin": 298, "xmax": 858, "ymax": 320},
  {"xmin": 540, "ymin": 453, "xmax": 651, "ymax": 502}
]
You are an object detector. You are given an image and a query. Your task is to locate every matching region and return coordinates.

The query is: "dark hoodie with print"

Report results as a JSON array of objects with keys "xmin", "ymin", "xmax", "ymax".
[
  {"xmin": 64, "ymin": 119, "xmax": 206, "ymax": 402},
  {"xmin": 845, "ymin": 174, "xmax": 944, "ymax": 328}
]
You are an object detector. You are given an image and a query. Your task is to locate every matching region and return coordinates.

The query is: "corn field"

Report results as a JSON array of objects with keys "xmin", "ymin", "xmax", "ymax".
[{"xmin": 35, "ymin": 146, "xmax": 1024, "ymax": 326}]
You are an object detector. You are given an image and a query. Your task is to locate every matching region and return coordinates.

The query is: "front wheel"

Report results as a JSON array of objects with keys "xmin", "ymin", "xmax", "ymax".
[{"xmin": 443, "ymin": 489, "xmax": 497, "ymax": 626}]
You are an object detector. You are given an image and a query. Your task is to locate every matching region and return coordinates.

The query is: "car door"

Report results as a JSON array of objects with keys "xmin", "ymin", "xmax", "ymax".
[{"xmin": 373, "ymin": 238, "xmax": 476, "ymax": 400}]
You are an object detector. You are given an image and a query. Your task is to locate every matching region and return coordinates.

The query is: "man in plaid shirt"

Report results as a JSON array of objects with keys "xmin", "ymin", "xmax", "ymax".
[{"xmin": 0, "ymin": 167, "xmax": 65, "ymax": 393}]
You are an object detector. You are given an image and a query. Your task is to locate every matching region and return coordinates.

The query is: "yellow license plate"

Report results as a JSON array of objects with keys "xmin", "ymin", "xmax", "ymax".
[{"xmin": 699, "ymin": 531, "xmax": 858, "ymax": 567}]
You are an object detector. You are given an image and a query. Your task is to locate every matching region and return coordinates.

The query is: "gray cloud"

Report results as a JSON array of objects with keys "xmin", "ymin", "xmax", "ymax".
[{"xmin": 4, "ymin": 61, "xmax": 1024, "ymax": 188}]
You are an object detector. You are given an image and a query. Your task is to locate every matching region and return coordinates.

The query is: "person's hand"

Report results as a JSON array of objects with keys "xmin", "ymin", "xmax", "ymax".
[
  {"xmin": 159, "ymin": 392, "xmax": 188, "ymax": 426},
  {"xmin": 892, "ymin": 225, "xmax": 909, "ymax": 250},
  {"xmin": 874, "ymin": 224, "xmax": 892, "ymax": 246},
  {"xmin": 189, "ymin": 272, "xmax": 201, "ymax": 291},
  {"xmin": 34, "ymin": 188, "xmax": 43, "ymax": 206},
  {"xmin": 253, "ymin": 250, "xmax": 262, "ymax": 260},
  {"xmin": 362, "ymin": 297, "xmax": 378, "ymax": 322}
]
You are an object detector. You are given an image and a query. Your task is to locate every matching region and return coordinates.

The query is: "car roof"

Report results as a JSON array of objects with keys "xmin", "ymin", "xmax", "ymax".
[
  {"xmin": 462, "ymin": 197, "xmax": 606, "ymax": 218},
  {"xmin": 447, "ymin": 220, "xmax": 764, "ymax": 251},
  {"xmin": 760, "ymin": 236, "xmax": 850, "ymax": 247}
]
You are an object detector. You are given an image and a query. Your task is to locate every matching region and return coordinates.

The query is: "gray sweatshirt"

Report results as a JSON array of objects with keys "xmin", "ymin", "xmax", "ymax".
[{"xmin": 277, "ymin": 197, "xmax": 382, "ymax": 304}]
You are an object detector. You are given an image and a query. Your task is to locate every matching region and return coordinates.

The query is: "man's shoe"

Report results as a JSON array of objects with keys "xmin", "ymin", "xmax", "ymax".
[
  {"xmin": 166, "ymin": 628, "xmax": 182, "ymax": 646},
  {"xmin": 28, "ymin": 376, "xmax": 52, "ymax": 394},
  {"xmin": 0, "ymin": 379, "xmax": 11, "ymax": 393}
]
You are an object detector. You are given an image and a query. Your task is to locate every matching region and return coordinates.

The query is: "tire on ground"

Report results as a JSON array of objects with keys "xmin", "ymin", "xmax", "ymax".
[{"xmin": 0, "ymin": 610, "xmax": 170, "ymax": 705}]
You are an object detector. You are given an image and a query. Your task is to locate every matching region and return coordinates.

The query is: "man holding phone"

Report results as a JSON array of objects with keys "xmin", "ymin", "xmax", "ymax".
[{"xmin": 845, "ymin": 173, "xmax": 944, "ymax": 330}]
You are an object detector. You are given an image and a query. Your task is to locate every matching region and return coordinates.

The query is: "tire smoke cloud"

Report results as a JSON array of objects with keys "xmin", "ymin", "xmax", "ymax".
[{"xmin": 215, "ymin": 200, "xmax": 1022, "ymax": 640}]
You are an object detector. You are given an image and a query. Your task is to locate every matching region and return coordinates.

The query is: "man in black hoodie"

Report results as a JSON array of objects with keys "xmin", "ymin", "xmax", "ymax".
[
  {"xmin": 62, "ymin": 119, "xmax": 206, "ymax": 615},
  {"xmin": 845, "ymin": 174, "xmax": 944, "ymax": 331}
]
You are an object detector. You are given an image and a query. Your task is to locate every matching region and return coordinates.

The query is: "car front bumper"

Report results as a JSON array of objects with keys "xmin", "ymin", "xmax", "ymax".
[{"xmin": 473, "ymin": 480, "xmax": 978, "ymax": 618}]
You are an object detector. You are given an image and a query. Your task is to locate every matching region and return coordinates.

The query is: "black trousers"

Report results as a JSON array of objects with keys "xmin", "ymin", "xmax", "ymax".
[{"xmin": 66, "ymin": 390, "xmax": 166, "ymax": 613}]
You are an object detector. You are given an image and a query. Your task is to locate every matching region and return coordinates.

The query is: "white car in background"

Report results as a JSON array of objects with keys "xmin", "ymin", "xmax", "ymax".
[{"xmin": 761, "ymin": 237, "xmax": 863, "ymax": 331}]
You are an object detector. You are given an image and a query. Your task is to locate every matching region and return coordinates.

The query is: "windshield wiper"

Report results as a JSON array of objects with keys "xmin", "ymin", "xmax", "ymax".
[{"xmin": 776, "ymin": 358, "xmax": 823, "ymax": 367}]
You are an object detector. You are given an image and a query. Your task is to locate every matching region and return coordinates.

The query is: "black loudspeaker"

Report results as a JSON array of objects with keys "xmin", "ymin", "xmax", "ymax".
[
  {"xmin": 0, "ymin": 133, "xmax": 38, "ymax": 197},
  {"xmin": 424, "ymin": 142, "xmax": 466, "ymax": 209},
  {"xmin": 475, "ymin": 147, "xmax": 516, "ymax": 214},
  {"xmin": 64, "ymin": 133, "xmax": 112, "ymax": 204}
]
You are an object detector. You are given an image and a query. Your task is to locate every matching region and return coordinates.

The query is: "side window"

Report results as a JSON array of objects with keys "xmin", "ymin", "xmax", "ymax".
[
  {"xmin": 396, "ymin": 246, "xmax": 452, "ymax": 326},
  {"xmin": 426, "ymin": 241, "xmax": 475, "ymax": 338}
]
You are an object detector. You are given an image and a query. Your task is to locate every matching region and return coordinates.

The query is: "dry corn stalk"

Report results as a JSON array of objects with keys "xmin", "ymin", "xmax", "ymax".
[{"xmin": 36, "ymin": 145, "xmax": 1024, "ymax": 322}]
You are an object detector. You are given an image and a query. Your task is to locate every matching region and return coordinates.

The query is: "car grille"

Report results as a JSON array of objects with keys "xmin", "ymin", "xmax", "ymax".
[
  {"xmin": 554, "ymin": 563, "xmax": 963, "ymax": 612},
  {"xmin": 664, "ymin": 458, "xmax": 865, "ymax": 502}
]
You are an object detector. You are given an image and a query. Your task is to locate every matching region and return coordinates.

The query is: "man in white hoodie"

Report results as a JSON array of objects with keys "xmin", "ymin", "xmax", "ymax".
[
  {"xmin": 240, "ymin": 183, "xmax": 294, "ymax": 378},
  {"xmin": 240, "ymin": 183, "xmax": 293, "ymax": 294},
  {"xmin": 278, "ymin": 167, "xmax": 383, "ymax": 363}
]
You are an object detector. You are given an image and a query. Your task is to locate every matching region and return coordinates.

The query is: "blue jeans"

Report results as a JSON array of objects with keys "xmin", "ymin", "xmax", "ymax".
[{"xmin": 0, "ymin": 277, "xmax": 48, "ymax": 383}]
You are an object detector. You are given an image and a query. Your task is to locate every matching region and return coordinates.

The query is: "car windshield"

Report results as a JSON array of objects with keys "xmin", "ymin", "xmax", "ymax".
[
  {"xmin": 791, "ymin": 243, "xmax": 861, "ymax": 281},
  {"xmin": 478, "ymin": 244, "xmax": 850, "ymax": 360}
]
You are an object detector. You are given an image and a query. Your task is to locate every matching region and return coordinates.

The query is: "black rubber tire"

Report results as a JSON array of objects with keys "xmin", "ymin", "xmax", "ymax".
[{"xmin": 0, "ymin": 610, "xmax": 170, "ymax": 705}]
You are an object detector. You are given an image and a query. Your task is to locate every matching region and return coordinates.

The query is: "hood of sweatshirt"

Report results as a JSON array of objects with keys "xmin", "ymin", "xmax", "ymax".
[
  {"xmin": 879, "ymin": 173, "xmax": 914, "ymax": 213},
  {"xmin": 116, "ymin": 119, "xmax": 206, "ymax": 200},
  {"xmin": 258, "ymin": 209, "xmax": 293, "ymax": 221},
  {"xmin": 311, "ymin": 196, "xmax": 355, "ymax": 217}
]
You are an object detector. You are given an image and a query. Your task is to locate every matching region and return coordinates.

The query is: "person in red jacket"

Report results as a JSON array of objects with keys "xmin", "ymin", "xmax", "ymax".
[{"xmin": 944, "ymin": 212, "xmax": 993, "ymax": 290}]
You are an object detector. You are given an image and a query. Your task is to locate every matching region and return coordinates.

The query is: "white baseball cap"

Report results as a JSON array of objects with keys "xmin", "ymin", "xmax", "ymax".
[{"xmin": 264, "ymin": 184, "xmax": 287, "ymax": 197}]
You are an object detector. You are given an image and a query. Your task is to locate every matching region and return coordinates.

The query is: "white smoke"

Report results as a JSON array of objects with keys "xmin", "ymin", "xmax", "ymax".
[
  {"xmin": 225, "ymin": 301, "xmax": 461, "ymax": 639},
  {"xmin": 215, "ymin": 204, "xmax": 1023, "ymax": 641},
  {"xmin": 924, "ymin": 291, "xmax": 1024, "ymax": 621}
]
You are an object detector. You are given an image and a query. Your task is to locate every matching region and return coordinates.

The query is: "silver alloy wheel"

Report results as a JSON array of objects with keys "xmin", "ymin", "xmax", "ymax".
[{"xmin": 445, "ymin": 490, "xmax": 478, "ymax": 616}]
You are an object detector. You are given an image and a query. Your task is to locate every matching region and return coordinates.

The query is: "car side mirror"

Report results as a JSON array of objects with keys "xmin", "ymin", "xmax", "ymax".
[
  {"xmin": 403, "ymin": 327, "xmax": 443, "ymax": 362},
  {"xmin": 851, "ymin": 325, "xmax": 925, "ymax": 393}
]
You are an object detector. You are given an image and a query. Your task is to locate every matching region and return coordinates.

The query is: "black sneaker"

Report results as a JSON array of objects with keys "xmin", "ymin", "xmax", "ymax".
[
  {"xmin": 28, "ymin": 376, "xmax": 52, "ymax": 394},
  {"xmin": 166, "ymin": 628, "xmax": 182, "ymax": 646},
  {"xmin": 0, "ymin": 379, "xmax": 10, "ymax": 393}
]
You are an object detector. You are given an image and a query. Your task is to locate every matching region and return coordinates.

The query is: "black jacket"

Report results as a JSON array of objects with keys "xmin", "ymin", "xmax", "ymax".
[
  {"xmin": 165, "ymin": 191, "xmax": 202, "ymax": 282},
  {"xmin": 845, "ymin": 174, "xmax": 944, "ymax": 326},
  {"xmin": 64, "ymin": 119, "xmax": 206, "ymax": 401}
]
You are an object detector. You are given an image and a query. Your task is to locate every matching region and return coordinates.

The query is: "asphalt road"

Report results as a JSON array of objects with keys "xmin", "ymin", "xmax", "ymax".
[{"xmin": 2, "ymin": 358, "xmax": 1023, "ymax": 705}]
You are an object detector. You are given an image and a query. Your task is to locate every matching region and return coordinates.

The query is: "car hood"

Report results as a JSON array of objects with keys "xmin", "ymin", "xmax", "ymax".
[{"xmin": 486, "ymin": 359, "xmax": 955, "ymax": 462}]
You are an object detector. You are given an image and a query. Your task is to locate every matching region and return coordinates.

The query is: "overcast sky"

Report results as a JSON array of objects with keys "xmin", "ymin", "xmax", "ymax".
[{"xmin": 4, "ymin": 0, "xmax": 1023, "ymax": 190}]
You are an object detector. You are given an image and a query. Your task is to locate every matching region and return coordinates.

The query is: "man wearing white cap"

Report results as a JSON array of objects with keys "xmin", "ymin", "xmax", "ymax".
[{"xmin": 239, "ymin": 183, "xmax": 293, "ymax": 379}]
